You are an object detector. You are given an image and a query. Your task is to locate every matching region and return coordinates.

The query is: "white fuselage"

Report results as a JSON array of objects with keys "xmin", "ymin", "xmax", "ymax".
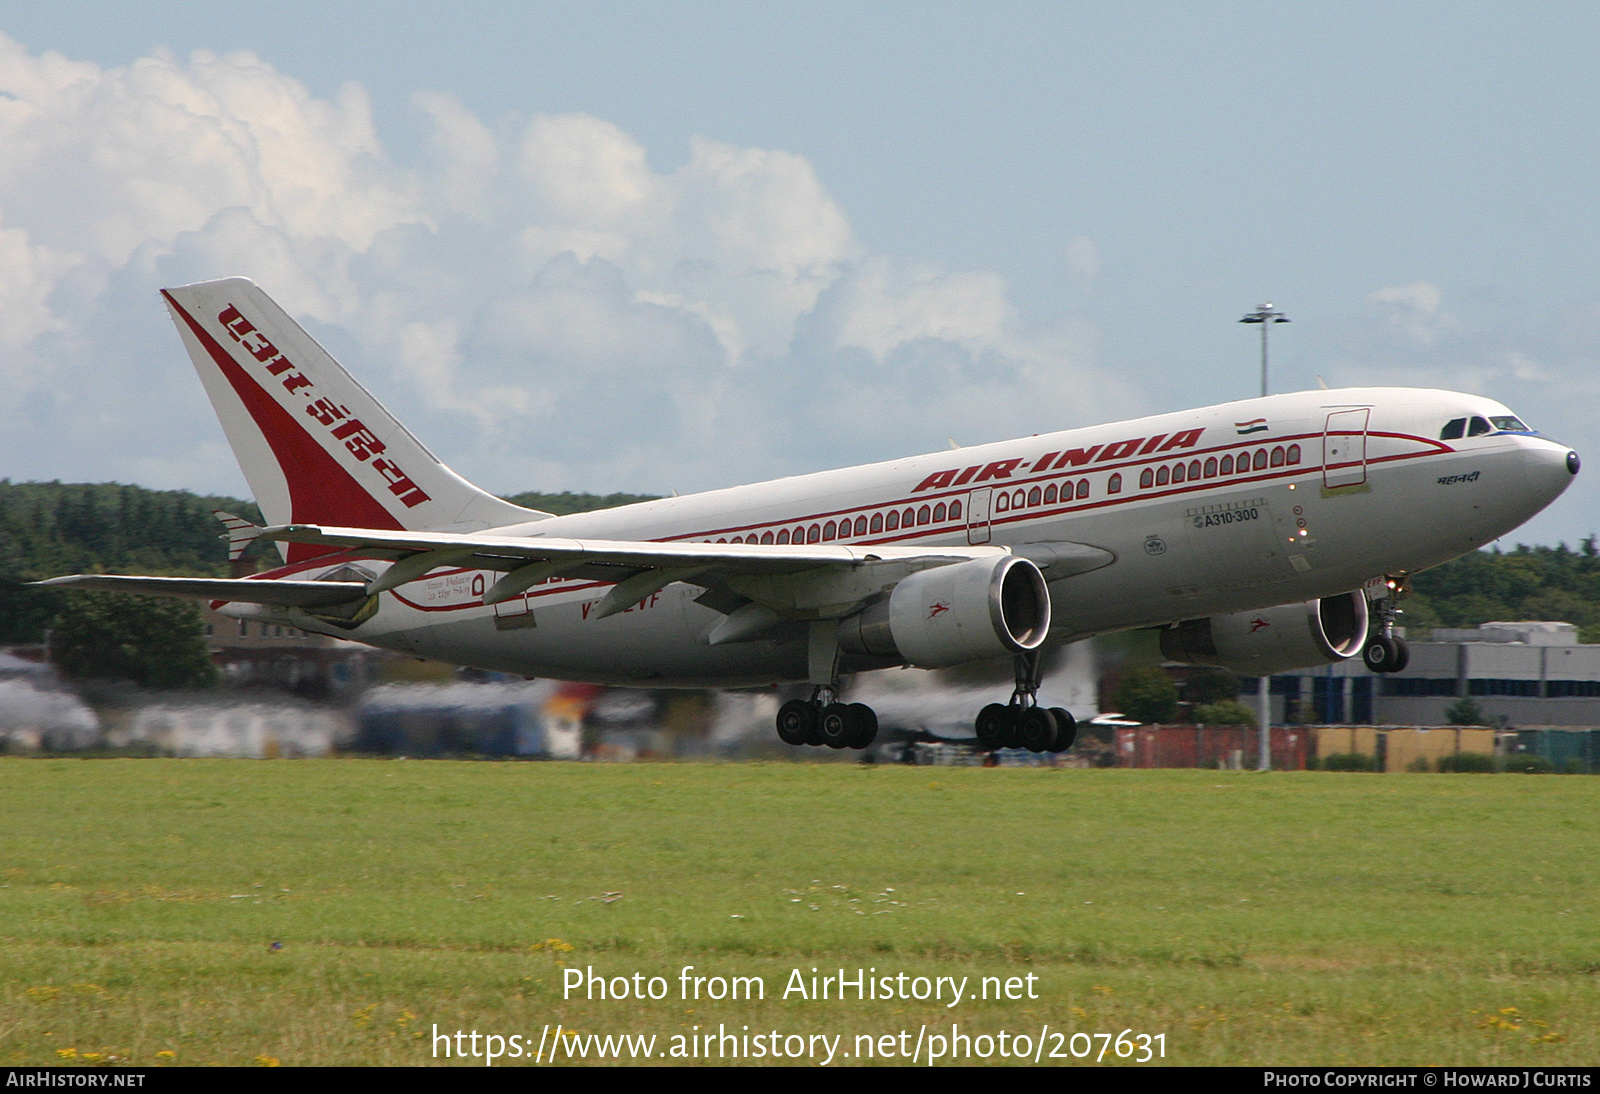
[{"xmin": 253, "ymin": 387, "xmax": 1576, "ymax": 687}]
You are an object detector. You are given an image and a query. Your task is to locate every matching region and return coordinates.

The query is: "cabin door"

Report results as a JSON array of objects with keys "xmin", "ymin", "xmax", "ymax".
[
  {"xmin": 966, "ymin": 488, "xmax": 992, "ymax": 544},
  {"xmin": 1323, "ymin": 409, "xmax": 1370, "ymax": 488}
]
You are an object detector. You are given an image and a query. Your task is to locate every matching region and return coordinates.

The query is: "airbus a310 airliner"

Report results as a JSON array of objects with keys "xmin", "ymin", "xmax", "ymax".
[{"xmin": 39, "ymin": 279, "xmax": 1579, "ymax": 753}]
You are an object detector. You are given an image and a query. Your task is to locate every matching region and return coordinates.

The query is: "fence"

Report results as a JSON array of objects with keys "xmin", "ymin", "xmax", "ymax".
[
  {"xmin": 1109, "ymin": 724, "xmax": 1526, "ymax": 771},
  {"xmin": 1114, "ymin": 725, "xmax": 1310, "ymax": 770},
  {"xmin": 1512, "ymin": 728, "xmax": 1600, "ymax": 771}
]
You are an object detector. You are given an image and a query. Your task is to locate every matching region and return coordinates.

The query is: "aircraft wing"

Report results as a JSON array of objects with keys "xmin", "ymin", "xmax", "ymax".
[
  {"xmin": 32, "ymin": 574, "xmax": 368, "ymax": 607},
  {"xmin": 261, "ymin": 523, "xmax": 1013, "ymax": 619},
  {"xmin": 33, "ymin": 525, "xmax": 1115, "ymax": 628},
  {"xmin": 264, "ymin": 523, "xmax": 1000, "ymax": 572}
]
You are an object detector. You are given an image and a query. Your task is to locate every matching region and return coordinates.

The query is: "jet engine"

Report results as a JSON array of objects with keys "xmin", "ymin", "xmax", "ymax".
[
  {"xmin": 837, "ymin": 555, "xmax": 1051, "ymax": 669},
  {"xmin": 1159, "ymin": 591, "xmax": 1369, "ymax": 677}
]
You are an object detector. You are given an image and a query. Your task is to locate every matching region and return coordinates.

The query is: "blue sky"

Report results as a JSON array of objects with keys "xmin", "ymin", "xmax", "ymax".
[{"xmin": 1, "ymin": 2, "xmax": 1595, "ymax": 545}]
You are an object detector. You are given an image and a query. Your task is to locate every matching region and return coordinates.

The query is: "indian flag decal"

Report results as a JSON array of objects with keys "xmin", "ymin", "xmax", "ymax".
[{"xmin": 1235, "ymin": 418, "xmax": 1269, "ymax": 435}]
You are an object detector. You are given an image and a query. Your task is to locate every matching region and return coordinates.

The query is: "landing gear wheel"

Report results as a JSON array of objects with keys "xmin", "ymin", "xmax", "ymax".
[
  {"xmin": 845, "ymin": 703, "xmax": 878, "ymax": 749},
  {"xmin": 1001, "ymin": 708, "xmax": 1024, "ymax": 749},
  {"xmin": 803, "ymin": 707, "xmax": 826, "ymax": 745},
  {"xmin": 1017, "ymin": 707, "xmax": 1059, "ymax": 753},
  {"xmin": 1049, "ymin": 707, "xmax": 1078, "ymax": 752},
  {"xmin": 1364, "ymin": 636, "xmax": 1405, "ymax": 673},
  {"xmin": 1366, "ymin": 573, "xmax": 1412, "ymax": 674},
  {"xmin": 1389, "ymin": 637, "xmax": 1410, "ymax": 673},
  {"xmin": 819, "ymin": 703, "xmax": 852, "ymax": 749},
  {"xmin": 776, "ymin": 699, "xmax": 817, "ymax": 746},
  {"xmin": 975, "ymin": 703, "xmax": 1011, "ymax": 751}
]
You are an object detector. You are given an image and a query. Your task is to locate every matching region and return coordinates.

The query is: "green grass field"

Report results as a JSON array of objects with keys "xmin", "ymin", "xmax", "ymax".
[{"xmin": 2, "ymin": 758, "xmax": 1596, "ymax": 1067}]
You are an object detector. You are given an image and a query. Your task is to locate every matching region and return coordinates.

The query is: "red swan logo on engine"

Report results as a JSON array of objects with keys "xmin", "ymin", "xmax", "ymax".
[
  {"xmin": 928, "ymin": 601, "xmax": 951, "ymax": 619},
  {"xmin": 1249, "ymin": 618, "xmax": 1271, "ymax": 632}
]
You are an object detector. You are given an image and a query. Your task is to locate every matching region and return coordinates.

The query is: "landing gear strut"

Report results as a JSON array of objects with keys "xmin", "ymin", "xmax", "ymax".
[
  {"xmin": 776, "ymin": 685, "xmax": 878, "ymax": 750},
  {"xmin": 974, "ymin": 651, "xmax": 1077, "ymax": 754},
  {"xmin": 1363, "ymin": 573, "xmax": 1411, "ymax": 674},
  {"xmin": 776, "ymin": 624, "xmax": 880, "ymax": 751}
]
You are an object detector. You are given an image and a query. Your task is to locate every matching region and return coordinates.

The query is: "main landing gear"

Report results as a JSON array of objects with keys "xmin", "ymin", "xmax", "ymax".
[
  {"xmin": 774, "ymin": 651, "xmax": 1079, "ymax": 756},
  {"xmin": 973, "ymin": 651, "xmax": 1078, "ymax": 754},
  {"xmin": 776, "ymin": 687, "xmax": 879, "ymax": 750},
  {"xmin": 1363, "ymin": 573, "xmax": 1411, "ymax": 674}
]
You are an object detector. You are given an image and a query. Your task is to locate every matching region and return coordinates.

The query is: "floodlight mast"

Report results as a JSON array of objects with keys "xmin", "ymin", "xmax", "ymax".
[
  {"xmin": 1239, "ymin": 302, "xmax": 1289, "ymax": 400},
  {"xmin": 1239, "ymin": 302, "xmax": 1289, "ymax": 770}
]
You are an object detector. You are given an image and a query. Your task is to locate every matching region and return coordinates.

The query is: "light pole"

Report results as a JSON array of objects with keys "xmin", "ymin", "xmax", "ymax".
[
  {"xmin": 1240, "ymin": 302, "xmax": 1288, "ymax": 770},
  {"xmin": 1240, "ymin": 302, "xmax": 1288, "ymax": 399}
]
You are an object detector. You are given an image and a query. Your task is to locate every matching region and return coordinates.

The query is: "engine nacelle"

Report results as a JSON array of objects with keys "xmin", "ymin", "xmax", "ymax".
[
  {"xmin": 1159, "ymin": 591, "xmax": 1369, "ymax": 677},
  {"xmin": 837, "ymin": 556, "xmax": 1051, "ymax": 669}
]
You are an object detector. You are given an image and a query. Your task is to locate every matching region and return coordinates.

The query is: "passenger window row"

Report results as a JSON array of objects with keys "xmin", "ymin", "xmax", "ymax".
[
  {"xmin": 710, "ymin": 470, "xmax": 1130, "ymax": 544},
  {"xmin": 709, "ymin": 442, "xmax": 1312, "ymax": 544},
  {"xmin": 993, "ymin": 474, "xmax": 1123, "ymax": 513},
  {"xmin": 1138, "ymin": 445, "xmax": 1301, "ymax": 489},
  {"xmin": 717, "ymin": 500, "xmax": 967, "ymax": 544}
]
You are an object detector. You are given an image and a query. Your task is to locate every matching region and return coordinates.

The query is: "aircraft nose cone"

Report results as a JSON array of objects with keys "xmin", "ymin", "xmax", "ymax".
[{"xmin": 1522, "ymin": 441, "xmax": 1579, "ymax": 504}]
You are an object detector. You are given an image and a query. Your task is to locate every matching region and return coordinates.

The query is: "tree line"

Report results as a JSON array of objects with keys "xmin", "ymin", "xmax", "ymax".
[
  {"xmin": 0, "ymin": 481, "xmax": 662, "ymax": 646},
  {"xmin": 0, "ymin": 482, "xmax": 258, "ymax": 645},
  {"xmin": 1404, "ymin": 538, "xmax": 1600, "ymax": 643}
]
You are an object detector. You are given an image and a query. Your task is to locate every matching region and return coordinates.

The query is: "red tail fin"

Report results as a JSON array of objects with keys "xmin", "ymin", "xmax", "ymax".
[{"xmin": 163, "ymin": 278, "xmax": 544, "ymax": 560}]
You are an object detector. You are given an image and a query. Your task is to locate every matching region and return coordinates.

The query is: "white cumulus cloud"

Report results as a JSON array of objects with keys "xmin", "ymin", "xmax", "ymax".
[{"xmin": 0, "ymin": 33, "xmax": 1135, "ymax": 500}]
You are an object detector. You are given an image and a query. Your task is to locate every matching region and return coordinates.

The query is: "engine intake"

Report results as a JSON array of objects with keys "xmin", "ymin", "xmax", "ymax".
[
  {"xmin": 1159, "ymin": 591, "xmax": 1369, "ymax": 677},
  {"xmin": 838, "ymin": 555, "xmax": 1051, "ymax": 669}
]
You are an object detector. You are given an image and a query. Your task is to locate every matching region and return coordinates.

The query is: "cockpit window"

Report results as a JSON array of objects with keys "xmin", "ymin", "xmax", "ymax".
[
  {"xmin": 1440, "ymin": 418, "xmax": 1466, "ymax": 440},
  {"xmin": 1490, "ymin": 415, "xmax": 1530, "ymax": 432},
  {"xmin": 1467, "ymin": 416, "xmax": 1492, "ymax": 437}
]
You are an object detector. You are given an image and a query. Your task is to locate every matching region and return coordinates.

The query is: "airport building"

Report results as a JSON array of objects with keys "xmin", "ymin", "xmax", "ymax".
[
  {"xmin": 200, "ymin": 604, "xmax": 384, "ymax": 698},
  {"xmin": 1243, "ymin": 621, "xmax": 1600, "ymax": 728}
]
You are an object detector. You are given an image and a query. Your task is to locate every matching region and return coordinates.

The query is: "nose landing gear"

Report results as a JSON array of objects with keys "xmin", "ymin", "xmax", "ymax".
[
  {"xmin": 1363, "ymin": 573, "xmax": 1411, "ymax": 674},
  {"xmin": 974, "ymin": 652, "xmax": 1078, "ymax": 753}
]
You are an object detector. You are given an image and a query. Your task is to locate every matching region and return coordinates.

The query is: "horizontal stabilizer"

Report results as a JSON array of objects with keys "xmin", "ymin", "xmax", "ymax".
[
  {"xmin": 213, "ymin": 509, "xmax": 262, "ymax": 562},
  {"xmin": 32, "ymin": 574, "xmax": 368, "ymax": 607}
]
